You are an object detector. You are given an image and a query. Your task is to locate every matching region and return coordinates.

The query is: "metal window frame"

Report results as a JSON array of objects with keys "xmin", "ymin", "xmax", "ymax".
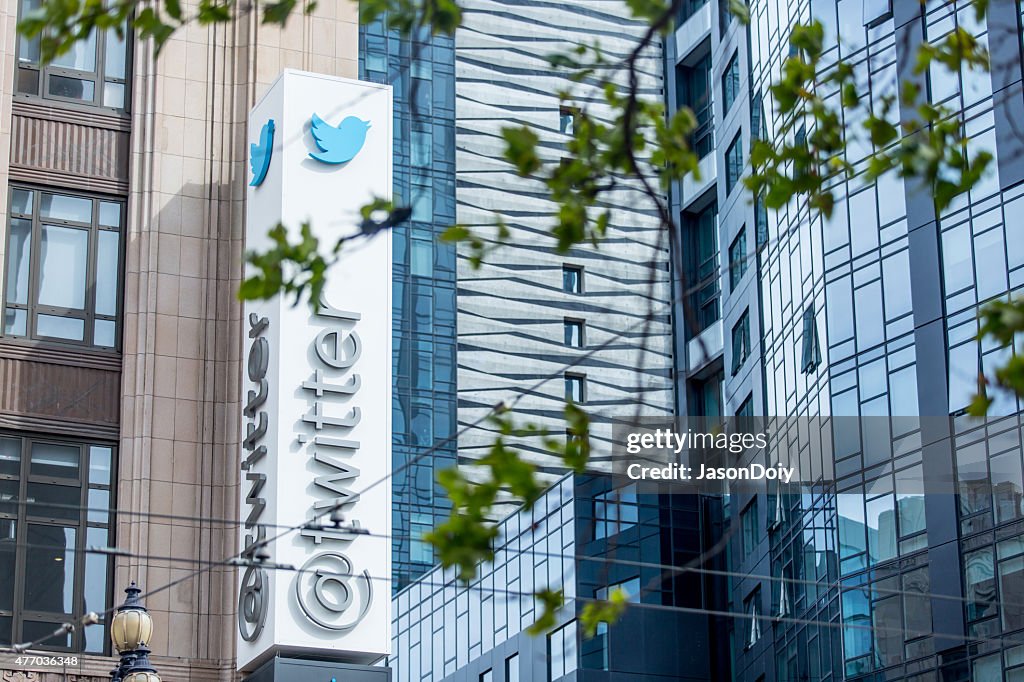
[
  {"xmin": 14, "ymin": 12, "xmax": 133, "ymax": 113},
  {"xmin": 3, "ymin": 185, "xmax": 125, "ymax": 352},
  {"xmin": 0, "ymin": 432, "xmax": 115, "ymax": 654}
]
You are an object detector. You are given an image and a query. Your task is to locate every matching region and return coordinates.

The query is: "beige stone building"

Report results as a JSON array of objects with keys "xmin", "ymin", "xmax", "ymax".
[{"xmin": 0, "ymin": 1, "xmax": 359, "ymax": 679}]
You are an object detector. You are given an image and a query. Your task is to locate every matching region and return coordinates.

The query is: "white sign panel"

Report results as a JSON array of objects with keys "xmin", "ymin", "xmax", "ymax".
[{"xmin": 238, "ymin": 70, "xmax": 393, "ymax": 671}]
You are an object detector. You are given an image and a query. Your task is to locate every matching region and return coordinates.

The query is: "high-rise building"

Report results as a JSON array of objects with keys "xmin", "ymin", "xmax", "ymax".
[
  {"xmin": 454, "ymin": 0, "xmax": 677, "ymax": 506},
  {"xmin": 0, "ymin": 2, "xmax": 364, "ymax": 679},
  {"xmin": 360, "ymin": 19, "xmax": 459, "ymax": 592},
  {"xmin": 668, "ymin": 1, "xmax": 1024, "ymax": 680}
]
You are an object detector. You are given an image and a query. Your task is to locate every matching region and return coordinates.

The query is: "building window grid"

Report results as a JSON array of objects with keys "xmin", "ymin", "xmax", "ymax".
[
  {"xmin": 0, "ymin": 434, "xmax": 114, "ymax": 653},
  {"xmin": 15, "ymin": 11, "xmax": 131, "ymax": 110},
  {"xmin": 3, "ymin": 187, "xmax": 124, "ymax": 349},
  {"xmin": 688, "ymin": 202, "xmax": 720, "ymax": 333}
]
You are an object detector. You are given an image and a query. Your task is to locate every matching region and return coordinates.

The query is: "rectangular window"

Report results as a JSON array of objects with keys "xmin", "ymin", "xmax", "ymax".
[
  {"xmin": 728, "ymin": 228, "xmax": 747, "ymax": 292},
  {"xmin": 0, "ymin": 434, "xmax": 114, "ymax": 653},
  {"xmin": 581, "ymin": 621, "xmax": 609, "ymax": 670},
  {"xmin": 754, "ymin": 191, "xmax": 768, "ymax": 247},
  {"xmin": 692, "ymin": 372, "xmax": 722, "ymax": 417},
  {"xmin": 409, "ymin": 513, "xmax": 433, "ymax": 564},
  {"xmin": 593, "ymin": 485, "xmax": 638, "ymax": 540},
  {"xmin": 743, "ymin": 586, "xmax": 762, "ymax": 648},
  {"xmin": 479, "ymin": 670, "xmax": 493, "ymax": 682},
  {"xmin": 548, "ymin": 620, "xmax": 578, "ymax": 680},
  {"xmin": 562, "ymin": 265, "xmax": 583, "ymax": 293},
  {"xmin": 800, "ymin": 305, "xmax": 821, "ymax": 373},
  {"xmin": 675, "ymin": 0, "xmax": 709, "ymax": 25},
  {"xmin": 722, "ymin": 52, "xmax": 740, "ymax": 115},
  {"xmin": 741, "ymin": 497, "xmax": 759, "ymax": 559},
  {"xmin": 4, "ymin": 187, "xmax": 124, "ymax": 349},
  {"xmin": 564, "ymin": 319, "xmax": 584, "ymax": 348},
  {"xmin": 559, "ymin": 105, "xmax": 579, "ymax": 135},
  {"xmin": 731, "ymin": 310, "xmax": 751, "ymax": 375},
  {"xmin": 677, "ymin": 53, "xmax": 714, "ymax": 158},
  {"xmin": 506, "ymin": 654, "xmax": 520, "ymax": 682},
  {"xmin": 411, "ymin": 126, "xmax": 432, "ymax": 168},
  {"xmin": 737, "ymin": 393, "xmax": 754, "ymax": 417},
  {"xmin": 686, "ymin": 202, "xmax": 720, "ymax": 333},
  {"xmin": 725, "ymin": 133, "xmax": 744, "ymax": 195},
  {"xmin": 15, "ymin": 11, "xmax": 130, "ymax": 110},
  {"xmin": 565, "ymin": 374, "xmax": 585, "ymax": 403}
]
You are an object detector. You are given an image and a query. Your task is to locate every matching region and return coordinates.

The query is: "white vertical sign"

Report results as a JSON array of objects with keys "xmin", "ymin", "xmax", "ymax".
[{"xmin": 238, "ymin": 70, "xmax": 393, "ymax": 671}]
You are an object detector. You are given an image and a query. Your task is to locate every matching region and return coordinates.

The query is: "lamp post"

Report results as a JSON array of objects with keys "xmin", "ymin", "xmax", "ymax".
[{"xmin": 109, "ymin": 582, "xmax": 161, "ymax": 682}]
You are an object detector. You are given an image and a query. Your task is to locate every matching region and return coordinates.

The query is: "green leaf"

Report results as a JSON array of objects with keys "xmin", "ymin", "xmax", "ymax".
[{"xmin": 526, "ymin": 589, "xmax": 565, "ymax": 636}]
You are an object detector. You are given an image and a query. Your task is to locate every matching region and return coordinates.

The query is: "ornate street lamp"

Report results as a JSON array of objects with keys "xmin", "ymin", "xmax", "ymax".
[{"xmin": 110, "ymin": 582, "xmax": 161, "ymax": 682}]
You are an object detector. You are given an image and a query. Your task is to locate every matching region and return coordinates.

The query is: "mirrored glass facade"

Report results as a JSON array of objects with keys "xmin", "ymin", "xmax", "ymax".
[
  {"xmin": 360, "ymin": 22, "xmax": 458, "ymax": 591},
  {"xmin": 666, "ymin": 0, "xmax": 1024, "ymax": 680}
]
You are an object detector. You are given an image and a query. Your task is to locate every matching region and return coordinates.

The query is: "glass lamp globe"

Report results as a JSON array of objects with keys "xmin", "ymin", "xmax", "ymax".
[
  {"xmin": 110, "ymin": 583, "xmax": 153, "ymax": 653},
  {"xmin": 123, "ymin": 672, "xmax": 161, "ymax": 682}
]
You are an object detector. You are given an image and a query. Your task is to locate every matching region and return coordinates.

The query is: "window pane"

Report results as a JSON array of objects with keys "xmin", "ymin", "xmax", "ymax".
[
  {"xmin": 4, "ymin": 309, "xmax": 27, "ymax": 336},
  {"xmin": 411, "ymin": 238, "xmax": 432, "ymax": 276},
  {"xmin": 103, "ymin": 82, "xmax": 125, "ymax": 109},
  {"xmin": 506, "ymin": 653, "xmax": 519, "ymax": 682},
  {"xmin": 98, "ymin": 202, "xmax": 120, "ymax": 228},
  {"xmin": 0, "ymin": 437, "xmax": 20, "ymax": 476},
  {"xmin": 23, "ymin": 620, "xmax": 73, "ymax": 648},
  {"xmin": 5, "ymin": 218, "xmax": 32, "ymax": 305},
  {"xmin": 40, "ymin": 194, "xmax": 92, "ymax": 223},
  {"xmin": 16, "ymin": 67, "xmax": 39, "ymax": 95},
  {"xmin": 411, "ymin": 129, "xmax": 432, "ymax": 167},
  {"xmin": 37, "ymin": 314, "xmax": 85, "ymax": 341},
  {"xmin": 31, "ymin": 441, "xmax": 80, "ymax": 479},
  {"xmin": 48, "ymin": 75, "xmax": 95, "ymax": 102},
  {"xmin": 51, "ymin": 29, "xmax": 97, "ymax": 71},
  {"xmin": 38, "ymin": 224, "xmax": 88, "ymax": 309},
  {"xmin": 89, "ymin": 446, "xmax": 112, "ymax": 485},
  {"xmin": 0, "ymin": 519, "xmax": 15, "ymax": 610},
  {"xmin": 87, "ymin": 488, "xmax": 109, "ymax": 524},
  {"xmin": 10, "ymin": 188, "xmax": 34, "ymax": 215},
  {"xmin": 17, "ymin": 0, "xmax": 41, "ymax": 61},
  {"xmin": 24, "ymin": 524, "xmax": 77, "ymax": 614},
  {"xmin": 27, "ymin": 482, "xmax": 80, "ymax": 521},
  {"xmin": 84, "ymin": 527, "xmax": 109, "ymax": 613},
  {"xmin": 104, "ymin": 27, "xmax": 127, "ymax": 79},
  {"xmin": 95, "ymin": 230, "xmax": 119, "ymax": 316},
  {"xmin": 94, "ymin": 319, "xmax": 115, "ymax": 347}
]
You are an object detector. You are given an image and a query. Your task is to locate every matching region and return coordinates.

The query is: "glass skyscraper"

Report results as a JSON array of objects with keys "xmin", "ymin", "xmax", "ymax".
[
  {"xmin": 360, "ymin": 21, "xmax": 458, "ymax": 591},
  {"xmin": 669, "ymin": 1, "xmax": 1024, "ymax": 680}
]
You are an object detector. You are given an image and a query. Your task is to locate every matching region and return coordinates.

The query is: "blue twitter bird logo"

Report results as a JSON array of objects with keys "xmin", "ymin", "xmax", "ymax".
[
  {"xmin": 308, "ymin": 114, "xmax": 371, "ymax": 165},
  {"xmin": 249, "ymin": 119, "xmax": 275, "ymax": 187}
]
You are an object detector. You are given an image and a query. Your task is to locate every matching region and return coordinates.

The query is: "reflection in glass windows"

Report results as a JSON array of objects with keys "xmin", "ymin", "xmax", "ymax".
[
  {"xmin": 731, "ymin": 310, "xmax": 750, "ymax": 375},
  {"xmin": 677, "ymin": 53, "xmax": 714, "ymax": 158},
  {"xmin": 722, "ymin": 52, "xmax": 740, "ymax": 115},
  {"xmin": 4, "ymin": 187, "xmax": 124, "ymax": 348},
  {"xmin": 593, "ymin": 484, "xmax": 638, "ymax": 541},
  {"xmin": 687, "ymin": 202, "xmax": 719, "ymax": 333},
  {"xmin": 725, "ymin": 133, "xmax": 743, "ymax": 195},
  {"xmin": 563, "ymin": 319, "xmax": 584, "ymax": 348},
  {"xmin": 548, "ymin": 619, "xmax": 578, "ymax": 680},
  {"xmin": 728, "ymin": 228, "xmax": 746, "ymax": 292},
  {"xmin": 562, "ymin": 265, "xmax": 583, "ymax": 293},
  {"xmin": 0, "ymin": 434, "xmax": 113, "ymax": 652}
]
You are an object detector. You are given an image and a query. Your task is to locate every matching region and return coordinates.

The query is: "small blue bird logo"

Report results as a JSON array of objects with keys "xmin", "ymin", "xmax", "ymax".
[
  {"xmin": 249, "ymin": 119, "xmax": 275, "ymax": 187},
  {"xmin": 308, "ymin": 114, "xmax": 371, "ymax": 165}
]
